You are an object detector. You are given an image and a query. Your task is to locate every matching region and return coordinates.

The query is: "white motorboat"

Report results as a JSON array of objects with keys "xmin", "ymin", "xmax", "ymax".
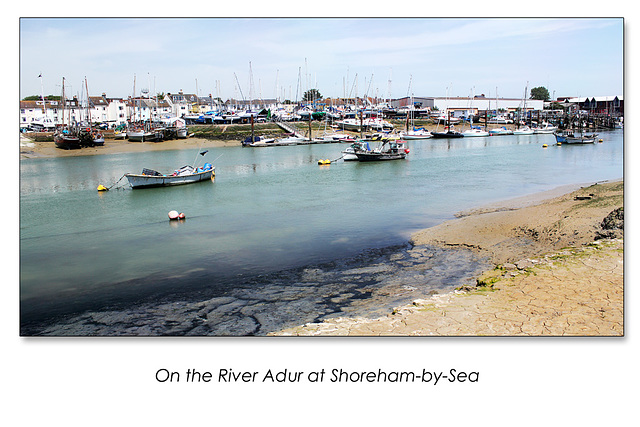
[
  {"xmin": 489, "ymin": 126, "xmax": 513, "ymax": 136},
  {"xmin": 462, "ymin": 127, "xmax": 490, "ymax": 137},
  {"xmin": 400, "ymin": 127, "xmax": 432, "ymax": 139},
  {"xmin": 513, "ymin": 126, "xmax": 535, "ymax": 135},
  {"xmin": 534, "ymin": 123, "xmax": 558, "ymax": 134}
]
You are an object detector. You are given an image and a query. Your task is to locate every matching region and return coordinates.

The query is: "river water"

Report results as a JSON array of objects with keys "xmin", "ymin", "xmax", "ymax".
[{"xmin": 19, "ymin": 130, "xmax": 624, "ymax": 335}]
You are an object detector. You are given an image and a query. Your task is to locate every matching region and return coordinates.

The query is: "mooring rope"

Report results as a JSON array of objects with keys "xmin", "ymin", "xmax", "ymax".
[{"xmin": 106, "ymin": 174, "xmax": 127, "ymax": 190}]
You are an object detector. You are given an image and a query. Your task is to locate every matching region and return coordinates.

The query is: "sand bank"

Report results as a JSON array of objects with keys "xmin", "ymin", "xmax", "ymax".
[
  {"xmin": 274, "ymin": 180, "xmax": 624, "ymax": 336},
  {"xmin": 19, "ymin": 134, "xmax": 239, "ymax": 159}
]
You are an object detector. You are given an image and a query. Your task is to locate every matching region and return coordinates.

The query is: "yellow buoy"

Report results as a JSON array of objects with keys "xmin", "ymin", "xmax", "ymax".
[
  {"xmin": 557, "ymin": 142, "xmax": 562, "ymax": 146},
  {"xmin": 97, "ymin": 184, "xmax": 108, "ymax": 191},
  {"xmin": 542, "ymin": 144, "xmax": 548, "ymax": 148},
  {"xmin": 318, "ymin": 159, "xmax": 331, "ymax": 165},
  {"xmin": 599, "ymin": 139, "xmax": 603, "ymax": 143}
]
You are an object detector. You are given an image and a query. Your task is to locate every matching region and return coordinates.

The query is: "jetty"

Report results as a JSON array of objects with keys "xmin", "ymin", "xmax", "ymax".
[{"xmin": 273, "ymin": 117, "xmax": 307, "ymax": 139}]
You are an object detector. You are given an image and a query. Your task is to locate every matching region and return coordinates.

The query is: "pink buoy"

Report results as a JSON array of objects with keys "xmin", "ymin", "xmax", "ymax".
[{"xmin": 168, "ymin": 210, "xmax": 179, "ymax": 220}]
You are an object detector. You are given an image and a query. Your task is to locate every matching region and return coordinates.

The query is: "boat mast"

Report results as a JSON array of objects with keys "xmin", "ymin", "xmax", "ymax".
[
  {"xmin": 133, "ymin": 74, "xmax": 137, "ymax": 123},
  {"xmin": 39, "ymin": 73, "xmax": 46, "ymax": 116},
  {"xmin": 61, "ymin": 77, "xmax": 65, "ymax": 127},
  {"xmin": 85, "ymin": 76, "xmax": 91, "ymax": 131}
]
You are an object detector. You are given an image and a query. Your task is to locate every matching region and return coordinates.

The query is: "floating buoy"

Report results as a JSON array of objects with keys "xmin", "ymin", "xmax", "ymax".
[
  {"xmin": 599, "ymin": 139, "xmax": 603, "ymax": 143},
  {"xmin": 97, "ymin": 184, "xmax": 108, "ymax": 191},
  {"xmin": 178, "ymin": 212, "xmax": 186, "ymax": 219},
  {"xmin": 557, "ymin": 142, "xmax": 562, "ymax": 146},
  {"xmin": 168, "ymin": 210, "xmax": 180, "ymax": 220},
  {"xmin": 404, "ymin": 148, "xmax": 410, "ymax": 154},
  {"xmin": 542, "ymin": 144, "xmax": 548, "ymax": 148},
  {"xmin": 318, "ymin": 159, "xmax": 331, "ymax": 165}
]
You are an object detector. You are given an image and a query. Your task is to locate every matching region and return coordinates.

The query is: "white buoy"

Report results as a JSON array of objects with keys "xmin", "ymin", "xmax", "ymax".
[{"xmin": 168, "ymin": 210, "xmax": 179, "ymax": 220}]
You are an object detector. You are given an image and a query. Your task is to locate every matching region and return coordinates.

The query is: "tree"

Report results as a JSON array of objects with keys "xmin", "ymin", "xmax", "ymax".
[
  {"xmin": 302, "ymin": 88, "xmax": 322, "ymax": 102},
  {"xmin": 530, "ymin": 86, "xmax": 550, "ymax": 101},
  {"xmin": 22, "ymin": 95, "xmax": 60, "ymax": 101}
]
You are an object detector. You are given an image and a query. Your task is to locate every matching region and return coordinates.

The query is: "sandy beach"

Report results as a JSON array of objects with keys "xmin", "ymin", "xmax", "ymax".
[{"xmin": 274, "ymin": 180, "xmax": 624, "ymax": 336}]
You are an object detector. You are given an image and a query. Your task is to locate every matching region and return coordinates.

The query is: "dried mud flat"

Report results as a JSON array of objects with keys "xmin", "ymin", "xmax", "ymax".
[{"xmin": 274, "ymin": 180, "xmax": 624, "ymax": 336}]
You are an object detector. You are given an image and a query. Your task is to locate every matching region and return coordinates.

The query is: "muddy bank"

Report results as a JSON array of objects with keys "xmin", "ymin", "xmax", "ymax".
[{"xmin": 274, "ymin": 180, "xmax": 624, "ymax": 336}]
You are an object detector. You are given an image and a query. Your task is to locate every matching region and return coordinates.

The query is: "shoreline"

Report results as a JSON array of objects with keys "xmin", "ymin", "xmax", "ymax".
[
  {"xmin": 19, "ymin": 134, "xmax": 240, "ymax": 159},
  {"xmin": 274, "ymin": 179, "xmax": 624, "ymax": 336}
]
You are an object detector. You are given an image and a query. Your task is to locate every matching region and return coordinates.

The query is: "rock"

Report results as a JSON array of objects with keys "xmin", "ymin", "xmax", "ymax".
[
  {"xmin": 516, "ymin": 259, "xmax": 534, "ymax": 270},
  {"xmin": 503, "ymin": 263, "xmax": 517, "ymax": 270}
]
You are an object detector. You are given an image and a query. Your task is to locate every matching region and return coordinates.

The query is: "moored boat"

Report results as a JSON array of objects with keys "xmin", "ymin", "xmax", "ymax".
[
  {"xmin": 489, "ymin": 126, "xmax": 513, "ymax": 136},
  {"xmin": 432, "ymin": 126, "xmax": 464, "ymax": 138},
  {"xmin": 400, "ymin": 127, "xmax": 432, "ymax": 139},
  {"xmin": 554, "ymin": 130, "xmax": 598, "ymax": 144},
  {"xmin": 513, "ymin": 126, "xmax": 534, "ymax": 135},
  {"xmin": 54, "ymin": 129, "xmax": 81, "ymax": 149},
  {"xmin": 534, "ymin": 122, "xmax": 557, "ymax": 134},
  {"xmin": 353, "ymin": 139, "xmax": 409, "ymax": 161},
  {"xmin": 342, "ymin": 141, "xmax": 370, "ymax": 161},
  {"xmin": 127, "ymin": 129, "xmax": 154, "ymax": 142},
  {"xmin": 462, "ymin": 126, "xmax": 489, "ymax": 137},
  {"xmin": 242, "ymin": 135, "xmax": 276, "ymax": 146},
  {"xmin": 125, "ymin": 163, "xmax": 215, "ymax": 189}
]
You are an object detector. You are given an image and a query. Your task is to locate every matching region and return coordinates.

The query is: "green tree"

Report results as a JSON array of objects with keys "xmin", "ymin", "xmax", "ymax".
[
  {"xmin": 530, "ymin": 86, "xmax": 550, "ymax": 101},
  {"xmin": 22, "ymin": 95, "xmax": 60, "ymax": 101},
  {"xmin": 302, "ymin": 88, "xmax": 322, "ymax": 102}
]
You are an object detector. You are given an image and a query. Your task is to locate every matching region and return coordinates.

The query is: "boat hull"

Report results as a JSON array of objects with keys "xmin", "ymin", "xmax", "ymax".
[
  {"xmin": 354, "ymin": 152, "xmax": 407, "ymax": 161},
  {"xmin": 554, "ymin": 133, "xmax": 597, "ymax": 144},
  {"xmin": 432, "ymin": 131, "xmax": 464, "ymax": 138},
  {"xmin": 125, "ymin": 169, "xmax": 215, "ymax": 188},
  {"xmin": 54, "ymin": 135, "xmax": 81, "ymax": 149},
  {"xmin": 462, "ymin": 130, "xmax": 489, "ymax": 137}
]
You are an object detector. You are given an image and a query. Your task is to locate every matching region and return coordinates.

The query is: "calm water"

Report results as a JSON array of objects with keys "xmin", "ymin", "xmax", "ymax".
[{"xmin": 20, "ymin": 130, "xmax": 624, "ymax": 335}]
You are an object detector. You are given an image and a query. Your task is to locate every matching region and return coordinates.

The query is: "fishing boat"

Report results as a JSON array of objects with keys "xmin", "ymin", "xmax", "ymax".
[
  {"xmin": 54, "ymin": 78, "xmax": 81, "ymax": 149},
  {"xmin": 554, "ymin": 130, "xmax": 598, "ymax": 144},
  {"xmin": 342, "ymin": 141, "xmax": 370, "ymax": 161},
  {"xmin": 92, "ymin": 132, "xmax": 105, "ymax": 146},
  {"xmin": 353, "ymin": 139, "xmax": 409, "ymax": 161},
  {"xmin": 127, "ymin": 128, "xmax": 154, "ymax": 142},
  {"xmin": 54, "ymin": 129, "xmax": 81, "ymax": 149}
]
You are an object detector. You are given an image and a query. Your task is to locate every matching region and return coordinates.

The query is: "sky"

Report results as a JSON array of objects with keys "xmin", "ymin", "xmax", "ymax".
[{"xmin": 19, "ymin": 17, "xmax": 623, "ymax": 103}]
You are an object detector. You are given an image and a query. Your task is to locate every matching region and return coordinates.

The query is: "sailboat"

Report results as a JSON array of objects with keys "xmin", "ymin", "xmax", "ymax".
[
  {"xmin": 78, "ymin": 77, "xmax": 104, "ymax": 146},
  {"xmin": 513, "ymin": 83, "xmax": 534, "ymax": 135},
  {"xmin": 432, "ymin": 111, "xmax": 464, "ymax": 138},
  {"xmin": 54, "ymin": 77, "xmax": 81, "ymax": 150},
  {"xmin": 488, "ymin": 88, "xmax": 513, "ymax": 135},
  {"xmin": 462, "ymin": 88, "xmax": 489, "ymax": 137},
  {"xmin": 399, "ymin": 85, "xmax": 431, "ymax": 139}
]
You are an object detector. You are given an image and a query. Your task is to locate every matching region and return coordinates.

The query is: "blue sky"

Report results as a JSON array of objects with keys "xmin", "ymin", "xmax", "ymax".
[{"xmin": 19, "ymin": 17, "xmax": 623, "ymax": 102}]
